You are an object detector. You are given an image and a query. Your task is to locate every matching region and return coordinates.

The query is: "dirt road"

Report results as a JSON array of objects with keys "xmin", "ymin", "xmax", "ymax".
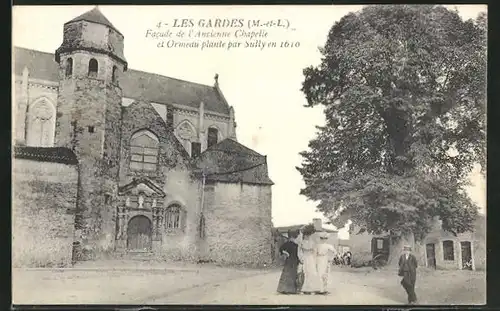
[{"xmin": 149, "ymin": 270, "xmax": 399, "ymax": 305}]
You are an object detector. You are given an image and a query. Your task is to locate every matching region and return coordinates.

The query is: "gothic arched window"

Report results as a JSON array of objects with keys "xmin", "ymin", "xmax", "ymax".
[
  {"xmin": 25, "ymin": 99, "xmax": 55, "ymax": 147},
  {"xmin": 176, "ymin": 120, "xmax": 196, "ymax": 155},
  {"xmin": 207, "ymin": 127, "xmax": 219, "ymax": 148},
  {"xmin": 65, "ymin": 58, "xmax": 73, "ymax": 77},
  {"xmin": 129, "ymin": 129, "xmax": 159, "ymax": 172},
  {"xmin": 88, "ymin": 58, "xmax": 98, "ymax": 78},
  {"xmin": 165, "ymin": 204, "xmax": 185, "ymax": 231}
]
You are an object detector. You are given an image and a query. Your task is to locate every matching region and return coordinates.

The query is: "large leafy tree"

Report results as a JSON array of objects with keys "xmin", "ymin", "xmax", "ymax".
[{"xmin": 297, "ymin": 5, "xmax": 486, "ymax": 262}]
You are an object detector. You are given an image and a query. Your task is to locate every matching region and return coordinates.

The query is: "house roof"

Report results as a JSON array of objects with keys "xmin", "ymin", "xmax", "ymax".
[
  {"xmin": 275, "ymin": 224, "xmax": 338, "ymax": 234},
  {"xmin": 13, "ymin": 146, "xmax": 78, "ymax": 165},
  {"xmin": 204, "ymin": 138, "xmax": 264, "ymax": 157},
  {"xmin": 197, "ymin": 138, "xmax": 273, "ymax": 185},
  {"xmin": 13, "ymin": 46, "xmax": 231, "ymax": 115},
  {"xmin": 66, "ymin": 7, "xmax": 121, "ymax": 35}
]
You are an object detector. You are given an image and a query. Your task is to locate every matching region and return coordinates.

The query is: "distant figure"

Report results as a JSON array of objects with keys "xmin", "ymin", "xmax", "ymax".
[
  {"xmin": 299, "ymin": 224, "xmax": 321, "ymax": 294},
  {"xmin": 398, "ymin": 245, "xmax": 418, "ymax": 304},
  {"xmin": 345, "ymin": 251, "xmax": 352, "ymax": 266},
  {"xmin": 277, "ymin": 229, "xmax": 301, "ymax": 294},
  {"xmin": 316, "ymin": 231, "xmax": 336, "ymax": 294}
]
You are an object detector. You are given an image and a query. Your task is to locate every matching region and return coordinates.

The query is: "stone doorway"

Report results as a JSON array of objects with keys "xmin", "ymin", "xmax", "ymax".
[
  {"xmin": 127, "ymin": 215, "xmax": 152, "ymax": 252},
  {"xmin": 461, "ymin": 241, "xmax": 473, "ymax": 270}
]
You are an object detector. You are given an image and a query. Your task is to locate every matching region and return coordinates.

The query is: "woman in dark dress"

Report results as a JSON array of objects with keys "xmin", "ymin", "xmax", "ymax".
[{"xmin": 277, "ymin": 229, "xmax": 301, "ymax": 294}]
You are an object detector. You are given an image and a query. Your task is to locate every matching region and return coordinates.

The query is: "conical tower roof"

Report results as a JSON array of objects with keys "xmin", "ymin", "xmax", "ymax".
[{"xmin": 66, "ymin": 6, "xmax": 121, "ymax": 35}]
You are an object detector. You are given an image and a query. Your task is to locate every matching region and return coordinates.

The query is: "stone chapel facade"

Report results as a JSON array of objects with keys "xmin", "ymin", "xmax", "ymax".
[{"xmin": 12, "ymin": 7, "xmax": 274, "ymax": 267}]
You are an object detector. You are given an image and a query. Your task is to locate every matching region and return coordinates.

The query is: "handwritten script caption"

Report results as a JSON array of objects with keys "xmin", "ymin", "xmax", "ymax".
[{"xmin": 145, "ymin": 18, "xmax": 300, "ymax": 51}]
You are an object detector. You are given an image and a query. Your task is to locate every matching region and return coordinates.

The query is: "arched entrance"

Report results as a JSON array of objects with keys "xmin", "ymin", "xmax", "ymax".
[{"xmin": 127, "ymin": 215, "xmax": 152, "ymax": 251}]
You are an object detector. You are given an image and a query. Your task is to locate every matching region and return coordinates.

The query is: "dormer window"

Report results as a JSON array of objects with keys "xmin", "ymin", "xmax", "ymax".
[
  {"xmin": 88, "ymin": 58, "xmax": 98, "ymax": 78},
  {"xmin": 65, "ymin": 58, "xmax": 73, "ymax": 77}
]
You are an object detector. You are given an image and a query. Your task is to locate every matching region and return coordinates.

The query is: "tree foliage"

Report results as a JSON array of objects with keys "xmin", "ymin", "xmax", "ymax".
[{"xmin": 297, "ymin": 5, "xmax": 486, "ymax": 241}]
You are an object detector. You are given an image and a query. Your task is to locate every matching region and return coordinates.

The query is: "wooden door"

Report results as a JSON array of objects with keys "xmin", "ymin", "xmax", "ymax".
[
  {"xmin": 461, "ymin": 241, "xmax": 473, "ymax": 270},
  {"xmin": 426, "ymin": 243, "xmax": 436, "ymax": 268},
  {"xmin": 127, "ymin": 215, "xmax": 152, "ymax": 251}
]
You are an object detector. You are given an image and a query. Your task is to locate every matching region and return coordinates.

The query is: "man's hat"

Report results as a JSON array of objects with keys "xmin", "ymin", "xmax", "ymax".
[{"xmin": 403, "ymin": 245, "xmax": 412, "ymax": 251}]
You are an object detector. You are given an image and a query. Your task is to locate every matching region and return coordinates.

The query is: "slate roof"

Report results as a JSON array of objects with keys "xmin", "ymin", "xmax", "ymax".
[
  {"xmin": 275, "ymin": 224, "xmax": 338, "ymax": 234},
  {"xmin": 197, "ymin": 138, "xmax": 274, "ymax": 185},
  {"xmin": 66, "ymin": 7, "xmax": 121, "ymax": 35},
  {"xmin": 204, "ymin": 138, "xmax": 264, "ymax": 157},
  {"xmin": 13, "ymin": 46, "xmax": 231, "ymax": 115},
  {"xmin": 13, "ymin": 146, "xmax": 78, "ymax": 165}
]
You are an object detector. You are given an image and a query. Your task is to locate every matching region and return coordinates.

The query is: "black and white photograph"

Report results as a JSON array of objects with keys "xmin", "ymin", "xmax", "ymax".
[{"xmin": 12, "ymin": 4, "xmax": 486, "ymax": 306}]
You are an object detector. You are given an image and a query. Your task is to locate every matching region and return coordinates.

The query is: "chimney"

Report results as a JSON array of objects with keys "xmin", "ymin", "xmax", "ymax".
[{"xmin": 313, "ymin": 218, "xmax": 322, "ymax": 231}]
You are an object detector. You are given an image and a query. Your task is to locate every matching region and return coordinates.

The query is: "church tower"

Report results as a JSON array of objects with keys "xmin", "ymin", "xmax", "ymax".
[{"xmin": 54, "ymin": 7, "xmax": 127, "ymax": 255}]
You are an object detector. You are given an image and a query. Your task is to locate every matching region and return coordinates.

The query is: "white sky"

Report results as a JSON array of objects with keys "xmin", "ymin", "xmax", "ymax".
[{"xmin": 12, "ymin": 5, "xmax": 486, "ymax": 239}]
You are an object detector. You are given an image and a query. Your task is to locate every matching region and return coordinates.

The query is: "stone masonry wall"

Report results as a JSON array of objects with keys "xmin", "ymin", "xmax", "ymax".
[
  {"xmin": 159, "ymin": 168, "xmax": 202, "ymax": 261},
  {"xmin": 203, "ymin": 182, "xmax": 273, "ymax": 265},
  {"xmin": 12, "ymin": 158, "xmax": 77, "ymax": 267},
  {"xmin": 119, "ymin": 100, "xmax": 199, "ymax": 260},
  {"xmin": 13, "ymin": 75, "xmax": 59, "ymax": 146}
]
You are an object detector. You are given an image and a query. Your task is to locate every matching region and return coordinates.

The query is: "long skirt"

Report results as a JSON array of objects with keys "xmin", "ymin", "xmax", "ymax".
[
  {"xmin": 301, "ymin": 253, "xmax": 321, "ymax": 293},
  {"xmin": 316, "ymin": 256, "xmax": 331, "ymax": 293},
  {"xmin": 277, "ymin": 258, "xmax": 299, "ymax": 294}
]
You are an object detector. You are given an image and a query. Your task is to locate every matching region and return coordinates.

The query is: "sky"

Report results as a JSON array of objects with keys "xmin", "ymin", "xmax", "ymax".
[{"xmin": 13, "ymin": 5, "xmax": 487, "ymax": 239}]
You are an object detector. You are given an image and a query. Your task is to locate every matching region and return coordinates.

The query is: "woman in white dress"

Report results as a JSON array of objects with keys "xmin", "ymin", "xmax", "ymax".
[
  {"xmin": 298, "ymin": 224, "xmax": 321, "ymax": 294},
  {"xmin": 316, "ymin": 231, "xmax": 336, "ymax": 294}
]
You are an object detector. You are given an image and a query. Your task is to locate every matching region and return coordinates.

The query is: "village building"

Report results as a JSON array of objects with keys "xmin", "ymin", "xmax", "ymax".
[
  {"xmin": 347, "ymin": 215, "xmax": 486, "ymax": 271},
  {"xmin": 12, "ymin": 7, "xmax": 274, "ymax": 267}
]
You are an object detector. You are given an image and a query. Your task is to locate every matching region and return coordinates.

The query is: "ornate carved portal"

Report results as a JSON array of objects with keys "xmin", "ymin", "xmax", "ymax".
[{"xmin": 116, "ymin": 178, "xmax": 166, "ymax": 251}]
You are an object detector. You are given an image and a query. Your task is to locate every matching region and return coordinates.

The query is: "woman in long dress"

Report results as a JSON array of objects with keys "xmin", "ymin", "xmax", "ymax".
[
  {"xmin": 299, "ymin": 224, "xmax": 321, "ymax": 294},
  {"xmin": 316, "ymin": 231, "xmax": 336, "ymax": 294},
  {"xmin": 276, "ymin": 229, "xmax": 301, "ymax": 294}
]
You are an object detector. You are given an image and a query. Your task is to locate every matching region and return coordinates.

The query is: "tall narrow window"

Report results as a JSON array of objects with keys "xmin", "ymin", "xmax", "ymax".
[
  {"xmin": 65, "ymin": 58, "xmax": 73, "ymax": 77},
  {"xmin": 165, "ymin": 204, "xmax": 183, "ymax": 230},
  {"xmin": 112, "ymin": 65, "xmax": 118, "ymax": 83},
  {"xmin": 207, "ymin": 127, "xmax": 218, "ymax": 148},
  {"xmin": 88, "ymin": 58, "xmax": 98, "ymax": 78},
  {"xmin": 443, "ymin": 240, "xmax": 455, "ymax": 261},
  {"xmin": 129, "ymin": 129, "xmax": 159, "ymax": 172},
  {"xmin": 191, "ymin": 142, "xmax": 201, "ymax": 158}
]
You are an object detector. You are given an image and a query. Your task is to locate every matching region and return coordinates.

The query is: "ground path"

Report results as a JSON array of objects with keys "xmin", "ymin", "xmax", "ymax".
[
  {"xmin": 149, "ymin": 270, "xmax": 399, "ymax": 305},
  {"xmin": 15, "ymin": 260, "xmax": 481, "ymax": 305}
]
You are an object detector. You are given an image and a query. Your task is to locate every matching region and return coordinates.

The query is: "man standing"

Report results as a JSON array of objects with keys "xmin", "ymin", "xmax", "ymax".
[{"xmin": 398, "ymin": 245, "xmax": 418, "ymax": 304}]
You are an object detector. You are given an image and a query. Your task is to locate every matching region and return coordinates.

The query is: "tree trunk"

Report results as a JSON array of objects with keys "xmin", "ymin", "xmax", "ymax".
[{"xmin": 387, "ymin": 231, "xmax": 415, "ymax": 267}]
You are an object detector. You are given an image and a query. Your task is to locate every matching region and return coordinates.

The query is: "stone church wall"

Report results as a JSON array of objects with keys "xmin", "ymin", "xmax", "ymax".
[
  {"xmin": 13, "ymin": 76, "xmax": 59, "ymax": 146},
  {"xmin": 12, "ymin": 158, "xmax": 78, "ymax": 267},
  {"xmin": 159, "ymin": 167, "xmax": 202, "ymax": 261},
  {"xmin": 202, "ymin": 182, "xmax": 273, "ymax": 265}
]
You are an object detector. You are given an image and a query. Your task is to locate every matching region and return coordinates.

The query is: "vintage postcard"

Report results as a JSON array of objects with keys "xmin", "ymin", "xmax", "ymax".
[{"xmin": 12, "ymin": 4, "xmax": 486, "ymax": 306}]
